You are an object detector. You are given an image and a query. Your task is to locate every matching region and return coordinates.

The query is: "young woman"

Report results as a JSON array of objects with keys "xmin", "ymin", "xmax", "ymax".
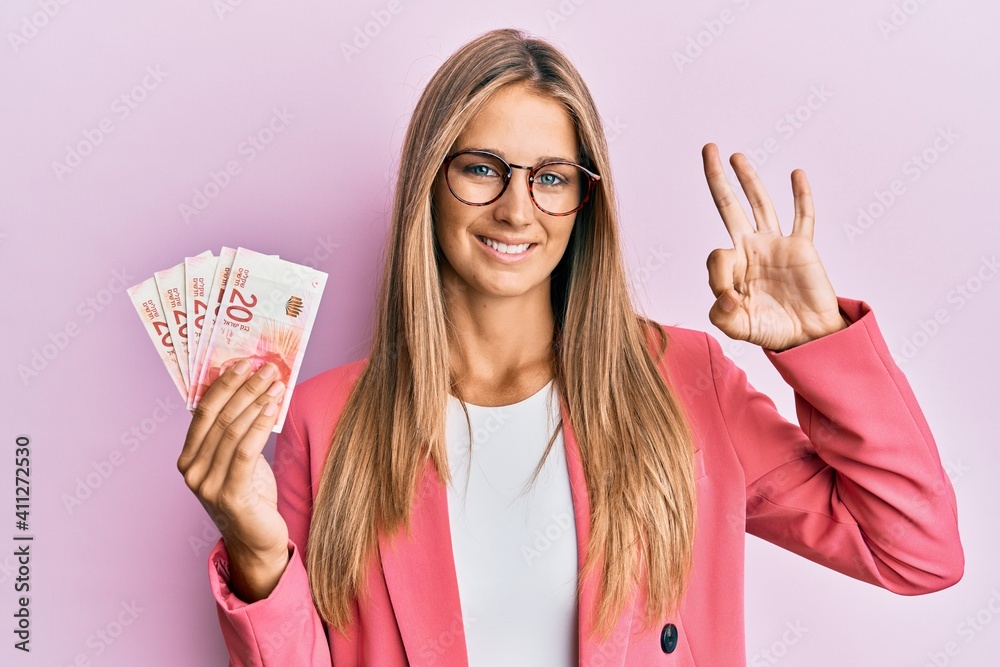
[{"xmin": 177, "ymin": 28, "xmax": 964, "ymax": 666}]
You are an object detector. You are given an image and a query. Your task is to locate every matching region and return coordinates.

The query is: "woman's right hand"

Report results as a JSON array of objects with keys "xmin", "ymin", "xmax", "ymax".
[{"xmin": 177, "ymin": 359, "xmax": 290, "ymax": 602}]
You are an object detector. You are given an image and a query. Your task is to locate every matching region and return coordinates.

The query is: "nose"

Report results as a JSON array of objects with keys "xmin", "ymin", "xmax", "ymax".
[{"xmin": 493, "ymin": 165, "xmax": 536, "ymax": 224}]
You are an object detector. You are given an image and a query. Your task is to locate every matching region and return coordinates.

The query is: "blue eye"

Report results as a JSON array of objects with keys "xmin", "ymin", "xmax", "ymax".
[
  {"xmin": 536, "ymin": 171, "xmax": 567, "ymax": 187},
  {"xmin": 465, "ymin": 164, "xmax": 500, "ymax": 178}
]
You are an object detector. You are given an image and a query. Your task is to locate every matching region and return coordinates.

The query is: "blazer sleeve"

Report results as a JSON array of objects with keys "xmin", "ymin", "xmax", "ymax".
[
  {"xmin": 205, "ymin": 390, "xmax": 333, "ymax": 666},
  {"xmin": 707, "ymin": 295, "xmax": 964, "ymax": 593}
]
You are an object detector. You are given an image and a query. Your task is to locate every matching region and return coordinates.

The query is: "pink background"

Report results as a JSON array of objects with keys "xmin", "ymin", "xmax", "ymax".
[{"xmin": 2, "ymin": 1, "xmax": 997, "ymax": 665}]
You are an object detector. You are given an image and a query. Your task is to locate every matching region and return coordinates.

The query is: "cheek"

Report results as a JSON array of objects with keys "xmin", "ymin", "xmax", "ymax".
[
  {"xmin": 431, "ymin": 189, "xmax": 473, "ymax": 268},
  {"xmin": 432, "ymin": 179, "xmax": 463, "ymax": 233},
  {"xmin": 546, "ymin": 219, "xmax": 576, "ymax": 254}
]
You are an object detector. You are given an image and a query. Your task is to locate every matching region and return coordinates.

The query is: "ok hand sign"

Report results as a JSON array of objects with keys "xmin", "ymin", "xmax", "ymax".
[{"xmin": 701, "ymin": 143, "xmax": 848, "ymax": 351}]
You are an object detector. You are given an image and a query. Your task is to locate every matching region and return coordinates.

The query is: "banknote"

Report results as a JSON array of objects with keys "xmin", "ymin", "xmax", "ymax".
[
  {"xmin": 192, "ymin": 247, "xmax": 327, "ymax": 432},
  {"xmin": 185, "ymin": 248, "xmax": 279, "ymax": 411},
  {"xmin": 186, "ymin": 247, "xmax": 236, "ymax": 410},
  {"xmin": 184, "ymin": 253, "xmax": 218, "ymax": 384},
  {"xmin": 127, "ymin": 277, "xmax": 188, "ymax": 403},
  {"xmin": 154, "ymin": 250, "xmax": 212, "ymax": 392}
]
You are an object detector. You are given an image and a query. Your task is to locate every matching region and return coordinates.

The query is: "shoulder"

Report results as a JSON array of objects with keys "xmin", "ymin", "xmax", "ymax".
[
  {"xmin": 281, "ymin": 322, "xmax": 719, "ymax": 432},
  {"xmin": 283, "ymin": 357, "xmax": 369, "ymax": 443},
  {"xmin": 640, "ymin": 318, "xmax": 734, "ymax": 411},
  {"xmin": 294, "ymin": 357, "xmax": 368, "ymax": 405},
  {"xmin": 641, "ymin": 318, "xmax": 715, "ymax": 371}
]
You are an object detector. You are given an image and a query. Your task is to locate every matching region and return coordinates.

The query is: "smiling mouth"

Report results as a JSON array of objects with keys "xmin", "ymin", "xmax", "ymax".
[{"xmin": 475, "ymin": 235, "xmax": 536, "ymax": 255}]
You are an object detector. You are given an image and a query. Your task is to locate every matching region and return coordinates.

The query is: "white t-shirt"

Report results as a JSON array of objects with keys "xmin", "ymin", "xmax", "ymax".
[{"xmin": 445, "ymin": 379, "xmax": 579, "ymax": 666}]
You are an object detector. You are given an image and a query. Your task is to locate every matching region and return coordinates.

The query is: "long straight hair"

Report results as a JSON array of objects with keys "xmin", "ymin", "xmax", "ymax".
[{"xmin": 307, "ymin": 27, "xmax": 698, "ymax": 642}]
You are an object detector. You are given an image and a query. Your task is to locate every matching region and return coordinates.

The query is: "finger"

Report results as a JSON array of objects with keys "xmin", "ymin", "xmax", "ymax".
[
  {"xmin": 790, "ymin": 168, "xmax": 815, "ymax": 239},
  {"xmin": 706, "ymin": 247, "xmax": 738, "ymax": 299},
  {"xmin": 178, "ymin": 358, "xmax": 254, "ymax": 475},
  {"xmin": 702, "ymin": 143, "xmax": 754, "ymax": 242},
  {"xmin": 730, "ymin": 153, "xmax": 781, "ymax": 234},
  {"xmin": 222, "ymin": 391, "xmax": 283, "ymax": 499},
  {"xmin": 708, "ymin": 288, "xmax": 747, "ymax": 336},
  {"xmin": 181, "ymin": 362, "xmax": 281, "ymax": 486},
  {"xmin": 201, "ymin": 381, "xmax": 286, "ymax": 500}
]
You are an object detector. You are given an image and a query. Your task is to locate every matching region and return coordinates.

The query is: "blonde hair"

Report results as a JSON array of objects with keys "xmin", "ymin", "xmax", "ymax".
[{"xmin": 307, "ymin": 27, "xmax": 698, "ymax": 642}]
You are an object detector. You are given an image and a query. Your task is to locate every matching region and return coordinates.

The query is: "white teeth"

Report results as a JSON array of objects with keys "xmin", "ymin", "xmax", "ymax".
[{"xmin": 479, "ymin": 236, "xmax": 531, "ymax": 254}]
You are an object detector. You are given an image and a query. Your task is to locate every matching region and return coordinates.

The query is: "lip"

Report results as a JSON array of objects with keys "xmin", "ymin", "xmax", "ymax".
[
  {"xmin": 474, "ymin": 234, "xmax": 537, "ymax": 263},
  {"xmin": 476, "ymin": 232, "xmax": 535, "ymax": 245}
]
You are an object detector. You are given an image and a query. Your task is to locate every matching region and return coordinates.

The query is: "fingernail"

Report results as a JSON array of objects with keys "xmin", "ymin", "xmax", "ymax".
[
  {"xmin": 266, "ymin": 381, "xmax": 285, "ymax": 396},
  {"xmin": 258, "ymin": 364, "xmax": 276, "ymax": 380},
  {"xmin": 233, "ymin": 359, "xmax": 251, "ymax": 375},
  {"xmin": 263, "ymin": 402, "xmax": 278, "ymax": 416}
]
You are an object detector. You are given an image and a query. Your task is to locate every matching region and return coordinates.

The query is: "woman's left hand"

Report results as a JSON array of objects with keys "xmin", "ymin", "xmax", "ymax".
[{"xmin": 701, "ymin": 142, "xmax": 848, "ymax": 351}]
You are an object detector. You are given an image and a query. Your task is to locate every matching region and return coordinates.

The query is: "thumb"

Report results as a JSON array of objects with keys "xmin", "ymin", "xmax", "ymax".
[
  {"xmin": 708, "ymin": 288, "xmax": 744, "ymax": 335},
  {"xmin": 719, "ymin": 290, "xmax": 738, "ymax": 312}
]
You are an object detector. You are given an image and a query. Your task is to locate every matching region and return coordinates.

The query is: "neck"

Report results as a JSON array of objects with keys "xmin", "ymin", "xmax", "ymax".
[{"xmin": 442, "ymin": 269, "xmax": 556, "ymax": 391}]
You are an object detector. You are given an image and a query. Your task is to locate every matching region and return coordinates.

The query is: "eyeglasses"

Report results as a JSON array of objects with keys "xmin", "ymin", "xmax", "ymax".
[{"xmin": 442, "ymin": 149, "xmax": 601, "ymax": 217}]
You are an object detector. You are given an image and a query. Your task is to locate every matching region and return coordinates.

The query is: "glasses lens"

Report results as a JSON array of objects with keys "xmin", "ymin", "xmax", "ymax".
[
  {"xmin": 447, "ymin": 152, "xmax": 508, "ymax": 205},
  {"xmin": 446, "ymin": 152, "xmax": 594, "ymax": 215},
  {"xmin": 532, "ymin": 162, "xmax": 589, "ymax": 215}
]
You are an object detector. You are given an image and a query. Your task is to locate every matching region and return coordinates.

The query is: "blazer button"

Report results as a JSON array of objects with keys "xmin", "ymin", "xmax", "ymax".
[{"xmin": 660, "ymin": 623, "xmax": 678, "ymax": 653}]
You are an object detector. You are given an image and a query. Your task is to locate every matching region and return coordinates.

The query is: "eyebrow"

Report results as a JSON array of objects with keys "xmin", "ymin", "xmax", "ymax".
[{"xmin": 456, "ymin": 146, "xmax": 581, "ymax": 165}]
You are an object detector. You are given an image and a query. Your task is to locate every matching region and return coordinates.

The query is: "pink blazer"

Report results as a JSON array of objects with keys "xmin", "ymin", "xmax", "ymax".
[{"xmin": 206, "ymin": 296, "xmax": 963, "ymax": 666}]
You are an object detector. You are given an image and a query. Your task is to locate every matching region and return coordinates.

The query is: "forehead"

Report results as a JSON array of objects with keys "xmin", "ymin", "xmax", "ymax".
[{"xmin": 455, "ymin": 83, "xmax": 579, "ymax": 162}]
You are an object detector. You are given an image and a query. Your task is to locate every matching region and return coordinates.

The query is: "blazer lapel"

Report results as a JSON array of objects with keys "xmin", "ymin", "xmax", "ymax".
[
  {"xmin": 378, "ymin": 392, "xmax": 633, "ymax": 667},
  {"xmin": 379, "ymin": 454, "xmax": 470, "ymax": 666}
]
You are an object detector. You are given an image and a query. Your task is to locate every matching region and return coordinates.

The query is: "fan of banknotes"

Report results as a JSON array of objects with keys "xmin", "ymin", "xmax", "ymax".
[{"xmin": 127, "ymin": 246, "xmax": 328, "ymax": 433}]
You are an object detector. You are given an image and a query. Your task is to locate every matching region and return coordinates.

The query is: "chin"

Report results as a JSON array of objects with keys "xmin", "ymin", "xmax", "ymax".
[{"xmin": 475, "ymin": 273, "xmax": 549, "ymax": 298}]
